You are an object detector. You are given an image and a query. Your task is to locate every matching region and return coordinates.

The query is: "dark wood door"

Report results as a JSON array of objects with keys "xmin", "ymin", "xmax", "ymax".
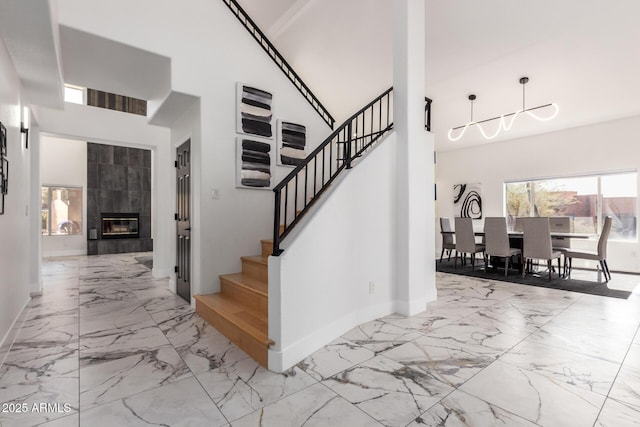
[{"xmin": 176, "ymin": 140, "xmax": 191, "ymax": 302}]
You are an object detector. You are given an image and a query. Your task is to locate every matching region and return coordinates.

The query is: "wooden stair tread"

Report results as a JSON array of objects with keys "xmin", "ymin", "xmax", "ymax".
[
  {"xmin": 220, "ymin": 272, "xmax": 268, "ymax": 296},
  {"xmin": 241, "ymin": 255, "xmax": 268, "ymax": 265},
  {"xmin": 195, "ymin": 293, "xmax": 270, "ymax": 346}
]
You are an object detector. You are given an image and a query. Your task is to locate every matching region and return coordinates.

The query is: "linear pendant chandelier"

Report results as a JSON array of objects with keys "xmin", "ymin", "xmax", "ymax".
[{"xmin": 448, "ymin": 77, "xmax": 559, "ymax": 141}]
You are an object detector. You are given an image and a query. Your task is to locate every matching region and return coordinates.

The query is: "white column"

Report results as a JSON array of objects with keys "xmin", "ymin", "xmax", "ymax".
[{"xmin": 394, "ymin": 0, "xmax": 436, "ymax": 315}]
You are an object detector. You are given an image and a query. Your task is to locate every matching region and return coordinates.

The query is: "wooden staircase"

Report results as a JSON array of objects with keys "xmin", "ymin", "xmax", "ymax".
[{"xmin": 194, "ymin": 239, "xmax": 274, "ymax": 367}]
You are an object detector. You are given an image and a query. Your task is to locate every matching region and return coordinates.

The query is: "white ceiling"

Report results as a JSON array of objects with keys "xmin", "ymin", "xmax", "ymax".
[
  {"xmin": 2, "ymin": 0, "xmax": 639, "ymax": 151},
  {"xmin": 238, "ymin": 0, "xmax": 640, "ymax": 151},
  {"xmin": 0, "ymin": 0, "xmax": 64, "ymax": 108},
  {"xmin": 59, "ymin": 26, "xmax": 171, "ymax": 102}
]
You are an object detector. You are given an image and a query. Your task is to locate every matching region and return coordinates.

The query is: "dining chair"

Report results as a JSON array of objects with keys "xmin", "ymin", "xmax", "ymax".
[
  {"xmin": 439, "ymin": 217, "xmax": 455, "ymax": 263},
  {"xmin": 522, "ymin": 217, "xmax": 563, "ymax": 282},
  {"xmin": 483, "ymin": 217, "xmax": 521, "ymax": 276},
  {"xmin": 550, "ymin": 216, "xmax": 571, "ymax": 254},
  {"xmin": 564, "ymin": 216, "xmax": 612, "ymax": 281},
  {"xmin": 454, "ymin": 217, "xmax": 485, "ymax": 271}
]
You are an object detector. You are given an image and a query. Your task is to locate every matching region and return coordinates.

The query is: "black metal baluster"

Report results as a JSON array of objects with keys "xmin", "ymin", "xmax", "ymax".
[
  {"xmin": 346, "ymin": 122, "xmax": 353, "ymax": 169},
  {"xmin": 322, "ymin": 146, "xmax": 325, "ymax": 185},
  {"xmin": 304, "ymin": 164, "xmax": 308, "ymax": 209},
  {"xmin": 354, "ymin": 118, "xmax": 358, "ymax": 161},
  {"xmin": 388, "ymin": 93, "xmax": 391, "ymax": 127},
  {"xmin": 284, "ymin": 185, "xmax": 288, "ymax": 231},
  {"xmin": 329, "ymin": 133, "xmax": 333, "ymax": 177},
  {"xmin": 294, "ymin": 174, "xmax": 298, "ymax": 219},
  {"xmin": 273, "ymin": 189, "xmax": 282, "ymax": 256},
  {"xmin": 370, "ymin": 104, "xmax": 374, "ymax": 146},
  {"xmin": 379, "ymin": 100, "xmax": 382, "ymax": 135}
]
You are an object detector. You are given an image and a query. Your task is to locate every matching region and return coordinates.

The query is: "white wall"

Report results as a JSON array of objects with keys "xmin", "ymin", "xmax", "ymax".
[
  {"xmin": 436, "ymin": 115, "xmax": 640, "ymax": 272},
  {"xmin": 33, "ymin": 102, "xmax": 172, "ymax": 276},
  {"xmin": 57, "ymin": 0, "xmax": 333, "ymax": 297},
  {"xmin": 40, "ymin": 136, "xmax": 87, "ymax": 256},
  {"xmin": 269, "ymin": 133, "xmax": 397, "ymax": 372},
  {"xmin": 0, "ymin": 37, "xmax": 31, "ymax": 366},
  {"xmin": 29, "ymin": 121, "xmax": 42, "ymax": 295}
]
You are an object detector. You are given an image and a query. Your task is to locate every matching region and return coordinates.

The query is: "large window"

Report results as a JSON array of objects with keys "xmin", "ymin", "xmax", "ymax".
[
  {"xmin": 505, "ymin": 171, "xmax": 637, "ymax": 240},
  {"xmin": 41, "ymin": 186, "xmax": 83, "ymax": 236}
]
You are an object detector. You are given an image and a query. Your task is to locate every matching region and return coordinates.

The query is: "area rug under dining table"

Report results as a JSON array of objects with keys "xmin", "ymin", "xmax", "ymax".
[{"xmin": 436, "ymin": 258, "xmax": 630, "ymax": 299}]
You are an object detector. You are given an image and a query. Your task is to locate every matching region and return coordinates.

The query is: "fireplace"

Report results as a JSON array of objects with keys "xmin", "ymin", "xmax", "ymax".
[{"xmin": 101, "ymin": 213, "xmax": 140, "ymax": 239}]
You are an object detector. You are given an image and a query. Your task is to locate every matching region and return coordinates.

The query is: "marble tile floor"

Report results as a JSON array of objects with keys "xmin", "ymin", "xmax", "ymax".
[{"xmin": 1, "ymin": 253, "xmax": 640, "ymax": 426}]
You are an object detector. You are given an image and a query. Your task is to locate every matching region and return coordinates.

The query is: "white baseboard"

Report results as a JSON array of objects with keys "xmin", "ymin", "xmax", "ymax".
[
  {"xmin": 0, "ymin": 298, "xmax": 31, "ymax": 368},
  {"xmin": 168, "ymin": 275, "xmax": 177, "ymax": 293},
  {"xmin": 42, "ymin": 249, "xmax": 87, "ymax": 257},
  {"xmin": 268, "ymin": 301, "xmax": 395, "ymax": 373},
  {"xmin": 394, "ymin": 298, "xmax": 428, "ymax": 316},
  {"xmin": 152, "ymin": 267, "xmax": 171, "ymax": 279}
]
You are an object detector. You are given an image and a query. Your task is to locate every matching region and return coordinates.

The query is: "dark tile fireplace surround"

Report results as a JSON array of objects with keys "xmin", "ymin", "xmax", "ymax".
[{"xmin": 87, "ymin": 143, "xmax": 153, "ymax": 255}]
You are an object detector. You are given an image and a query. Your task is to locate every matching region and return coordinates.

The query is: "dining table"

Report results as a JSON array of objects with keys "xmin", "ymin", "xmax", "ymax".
[{"xmin": 440, "ymin": 230, "xmax": 595, "ymax": 274}]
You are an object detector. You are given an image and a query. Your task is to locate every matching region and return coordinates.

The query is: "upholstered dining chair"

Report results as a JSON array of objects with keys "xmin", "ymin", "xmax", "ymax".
[
  {"xmin": 439, "ymin": 217, "xmax": 455, "ymax": 263},
  {"xmin": 550, "ymin": 216, "xmax": 571, "ymax": 255},
  {"xmin": 454, "ymin": 217, "xmax": 485, "ymax": 271},
  {"xmin": 564, "ymin": 216, "xmax": 612, "ymax": 282},
  {"xmin": 522, "ymin": 217, "xmax": 563, "ymax": 282},
  {"xmin": 484, "ymin": 217, "xmax": 521, "ymax": 276}
]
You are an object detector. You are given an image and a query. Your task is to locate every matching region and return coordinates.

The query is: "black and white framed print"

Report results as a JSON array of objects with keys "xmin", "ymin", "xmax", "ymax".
[
  {"xmin": 0, "ymin": 158, "xmax": 6, "ymax": 215},
  {"xmin": 277, "ymin": 120, "xmax": 306, "ymax": 167},
  {"xmin": 1, "ymin": 158, "xmax": 7, "ymax": 195},
  {"xmin": 0, "ymin": 122, "xmax": 6, "ymax": 157},
  {"xmin": 454, "ymin": 183, "xmax": 482, "ymax": 219},
  {"xmin": 237, "ymin": 83, "xmax": 273, "ymax": 139},
  {"xmin": 0, "ymin": 121, "xmax": 6, "ymax": 214},
  {"xmin": 236, "ymin": 137, "xmax": 275, "ymax": 190}
]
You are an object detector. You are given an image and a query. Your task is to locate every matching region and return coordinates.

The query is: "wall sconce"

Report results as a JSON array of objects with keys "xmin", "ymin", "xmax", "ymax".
[
  {"xmin": 448, "ymin": 77, "xmax": 559, "ymax": 141},
  {"xmin": 21, "ymin": 106, "xmax": 29, "ymax": 149}
]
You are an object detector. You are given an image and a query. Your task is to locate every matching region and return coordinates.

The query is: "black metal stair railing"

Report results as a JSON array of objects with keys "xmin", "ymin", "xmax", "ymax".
[
  {"xmin": 272, "ymin": 87, "xmax": 395, "ymax": 256},
  {"xmin": 221, "ymin": 0, "xmax": 335, "ymax": 129}
]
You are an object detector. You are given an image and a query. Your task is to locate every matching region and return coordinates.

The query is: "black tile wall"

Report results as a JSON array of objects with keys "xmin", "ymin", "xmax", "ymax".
[
  {"xmin": 98, "ymin": 144, "xmax": 114, "ymax": 165},
  {"xmin": 87, "ymin": 142, "xmax": 152, "ymax": 255},
  {"xmin": 114, "ymin": 146, "xmax": 128, "ymax": 165}
]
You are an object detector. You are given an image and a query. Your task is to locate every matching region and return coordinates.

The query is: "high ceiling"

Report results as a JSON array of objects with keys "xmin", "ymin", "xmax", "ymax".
[
  {"xmin": 2, "ymin": 0, "xmax": 638, "ymax": 152},
  {"xmin": 237, "ymin": 0, "xmax": 640, "ymax": 151}
]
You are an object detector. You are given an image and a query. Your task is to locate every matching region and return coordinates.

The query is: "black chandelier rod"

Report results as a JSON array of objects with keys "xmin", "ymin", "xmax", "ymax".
[{"xmin": 451, "ymin": 103, "xmax": 554, "ymax": 131}]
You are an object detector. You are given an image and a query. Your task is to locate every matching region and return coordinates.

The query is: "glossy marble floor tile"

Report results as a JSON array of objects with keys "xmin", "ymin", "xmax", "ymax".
[
  {"xmin": 297, "ymin": 337, "xmax": 375, "ymax": 381},
  {"xmin": 412, "ymin": 389, "xmax": 538, "ymax": 427},
  {"xmin": 79, "ymin": 377, "xmax": 227, "ymax": 427},
  {"xmin": 595, "ymin": 398, "xmax": 640, "ymax": 427},
  {"xmin": 608, "ymin": 344, "xmax": 640, "ymax": 408},
  {"xmin": 232, "ymin": 383, "xmax": 380, "ymax": 427},
  {"xmin": 197, "ymin": 358, "xmax": 315, "ymax": 421},
  {"xmin": 322, "ymin": 355, "xmax": 453, "ymax": 426},
  {"xmin": 499, "ymin": 339, "xmax": 621, "ymax": 395},
  {"xmin": 527, "ymin": 322, "xmax": 632, "ymax": 363},
  {"xmin": 460, "ymin": 360, "xmax": 605, "ymax": 427},
  {"xmin": 2, "ymin": 254, "xmax": 640, "ymax": 427},
  {"xmin": 340, "ymin": 319, "xmax": 423, "ymax": 354}
]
